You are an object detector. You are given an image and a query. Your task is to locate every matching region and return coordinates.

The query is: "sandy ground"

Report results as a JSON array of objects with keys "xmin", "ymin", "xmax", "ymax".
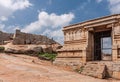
[{"xmin": 0, "ymin": 53, "xmax": 119, "ymax": 82}]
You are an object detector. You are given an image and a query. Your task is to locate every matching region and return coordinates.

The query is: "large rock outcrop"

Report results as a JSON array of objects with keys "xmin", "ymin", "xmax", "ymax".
[
  {"xmin": 4, "ymin": 46, "xmax": 43, "ymax": 54},
  {"xmin": 3, "ymin": 42, "xmax": 57, "ymax": 54}
]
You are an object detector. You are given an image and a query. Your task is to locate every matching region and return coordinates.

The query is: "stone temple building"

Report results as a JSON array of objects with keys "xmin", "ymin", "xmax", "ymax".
[{"xmin": 54, "ymin": 14, "xmax": 120, "ymax": 65}]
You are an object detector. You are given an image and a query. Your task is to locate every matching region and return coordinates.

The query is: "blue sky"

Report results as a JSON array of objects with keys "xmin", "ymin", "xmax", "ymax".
[{"xmin": 0, "ymin": 0, "xmax": 120, "ymax": 44}]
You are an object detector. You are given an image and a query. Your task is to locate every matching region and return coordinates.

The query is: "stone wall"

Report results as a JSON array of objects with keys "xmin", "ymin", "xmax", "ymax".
[
  {"xmin": 13, "ymin": 30, "xmax": 57, "ymax": 45},
  {"xmin": 0, "ymin": 31, "xmax": 13, "ymax": 44},
  {"xmin": 112, "ymin": 22, "xmax": 120, "ymax": 61},
  {"xmin": 54, "ymin": 28, "xmax": 88, "ymax": 65}
]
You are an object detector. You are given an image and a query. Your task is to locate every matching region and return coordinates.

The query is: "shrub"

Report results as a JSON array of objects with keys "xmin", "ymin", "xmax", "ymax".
[
  {"xmin": 78, "ymin": 66, "xmax": 84, "ymax": 73},
  {"xmin": 38, "ymin": 53, "xmax": 57, "ymax": 61},
  {"xmin": 0, "ymin": 46, "xmax": 5, "ymax": 52}
]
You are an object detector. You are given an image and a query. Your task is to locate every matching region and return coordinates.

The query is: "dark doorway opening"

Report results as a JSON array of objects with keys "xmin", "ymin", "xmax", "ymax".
[{"xmin": 94, "ymin": 30, "xmax": 112, "ymax": 61}]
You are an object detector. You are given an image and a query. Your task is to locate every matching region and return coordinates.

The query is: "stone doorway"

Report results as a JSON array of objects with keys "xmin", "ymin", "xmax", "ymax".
[{"xmin": 94, "ymin": 30, "xmax": 112, "ymax": 61}]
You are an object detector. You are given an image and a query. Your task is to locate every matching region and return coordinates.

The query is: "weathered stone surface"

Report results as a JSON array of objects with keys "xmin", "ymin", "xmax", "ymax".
[
  {"xmin": 112, "ymin": 71, "xmax": 120, "ymax": 79},
  {"xmin": 111, "ymin": 63, "xmax": 120, "ymax": 79},
  {"xmin": 13, "ymin": 30, "xmax": 57, "ymax": 45},
  {"xmin": 26, "ymin": 46, "xmax": 43, "ymax": 54},
  {"xmin": 4, "ymin": 48, "xmax": 24, "ymax": 54},
  {"xmin": 53, "ymin": 58, "xmax": 85, "ymax": 70},
  {"xmin": 0, "ymin": 31, "xmax": 13, "ymax": 45},
  {"xmin": 74, "ymin": 61, "xmax": 120, "ymax": 79},
  {"xmin": 81, "ymin": 62, "xmax": 106, "ymax": 79},
  {"xmin": 4, "ymin": 48, "xmax": 15, "ymax": 53},
  {"xmin": 4, "ymin": 46, "xmax": 43, "ymax": 54},
  {"xmin": 43, "ymin": 47, "xmax": 53, "ymax": 53},
  {"xmin": 113, "ymin": 64, "xmax": 120, "ymax": 72}
]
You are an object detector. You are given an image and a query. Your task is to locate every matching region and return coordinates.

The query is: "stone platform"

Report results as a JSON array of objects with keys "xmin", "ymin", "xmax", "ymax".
[
  {"xmin": 54, "ymin": 60, "xmax": 120, "ymax": 79},
  {"xmin": 80, "ymin": 61, "xmax": 120, "ymax": 79}
]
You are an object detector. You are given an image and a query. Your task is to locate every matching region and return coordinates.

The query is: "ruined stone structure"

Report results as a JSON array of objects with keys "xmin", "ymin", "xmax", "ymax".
[
  {"xmin": 13, "ymin": 30, "xmax": 56, "ymax": 45},
  {"xmin": 0, "ymin": 30, "xmax": 61, "ymax": 54},
  {"xmin": 0, "ymin": 30, "xmax": 58, "ymax": 45},
  {"xmin": 0, "ymin": 31, "xmax": 13, "ymax": 45},
  {"xmin": 54, "ymin": 14, "xmax": 120, "ymax": 65}
]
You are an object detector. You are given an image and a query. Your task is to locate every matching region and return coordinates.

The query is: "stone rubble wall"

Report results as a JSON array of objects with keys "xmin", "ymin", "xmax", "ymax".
[
  {"xmin": 0, "ymin": 31, "xmax": 13, "ymax": 45},
  {"xmin": 0, "ymin": 30, "xmax": 61, "ymax": 53},
  {"xmin": 13, "ymin": 30, "xmax": 56, "ymax": 45}
]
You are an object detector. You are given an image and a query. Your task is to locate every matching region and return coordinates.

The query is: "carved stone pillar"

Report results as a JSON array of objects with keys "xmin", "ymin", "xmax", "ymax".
[
  {"xmin": 69, "ymin": 32, "xmax": 72, "ymax": 41},
  {"xmin": 112, "ymin": 45, "xmax": 118, "ymax": 61},
  {"xmin": 82, "ymin": 48, "xmax": 87, "ymax": 63},
  {"xmin": 64, "ymin": 33, "xmax": 66, "ymax": 41},
  {"xmin": 71, "ymin": 32, "xmax": 73, "ymax": 40},
  {"xmin": 77, "ymin": 29, "xmax": 81, "ymax": 40},
  {"xmin": 112, "ymin": 22, "xmax": 120, "ymax": 61},
  {"xmin": 67, "ymin": 32, "xmax": 69, "ymax": 41},
  {"xmin": 68, "ymin": 32, "xmax": 70, "ymax": 41},
  {"xmin": 73, "ymin": 31, "xmax": 76, "ymax": 40},
  {"xmin": 76, "ymin": 30, "xmax": 79, "ymax": 40}
]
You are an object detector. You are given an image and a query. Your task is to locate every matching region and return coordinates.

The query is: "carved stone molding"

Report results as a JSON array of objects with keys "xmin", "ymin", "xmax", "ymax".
[{"xmin": 114, "ymin": 25, "xmax": 120, "ymax": 35}]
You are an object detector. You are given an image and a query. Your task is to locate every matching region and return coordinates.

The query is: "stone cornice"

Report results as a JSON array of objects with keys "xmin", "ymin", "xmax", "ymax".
[
  {"xmin": 63, "ymin": 14, "xmax": 120, "ymax": 31},
  {"xmin": 64, "ymin": 39, "xmax": 86, "ymax": 44}
]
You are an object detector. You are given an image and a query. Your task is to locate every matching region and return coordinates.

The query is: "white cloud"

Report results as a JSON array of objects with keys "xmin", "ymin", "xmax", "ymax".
[
  {"xmin": 50, "ymin": 29, "xmax": 64, "ymax": 44},
  {"xmin": 0, "ymin": 0, "xmax": 32, "ymax": 11},
  {"xmin": 0, "ymin": 0, "xmax": 32, "ymax": 21},
  {"xmin": 0, "ymin": 24, "xmax": 21, "ymax": 33},
  {"xmin": 7, "ymin": 25, "xmax": 20, "ymax": 32},
  {"xmin": 22, "ymin": 11, "xmax": 74, "ymax": 43},
  {"xmin": 0, "ymin": 16, "xmax": 8, "ymax": 21},
  {"xmin": 42, "ymin": 29, "xmax": 64, "ymax": 44},
  {"xmin": 22, "ymin": 11, "xmax": 74, "ymax": 33},
  {"xmin": 0, "ymin": 24, "xmax": 5, "ymax": 31},
  {"xmin": 107, "ymin": 0, "xmax": 120, "ymax": 14},
  {"xmin": 96, "ymin": 0, "xmax": 120, "ymax": 14}
]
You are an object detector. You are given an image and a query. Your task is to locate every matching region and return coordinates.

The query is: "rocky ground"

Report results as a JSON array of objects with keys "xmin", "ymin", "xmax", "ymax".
[{"xmin": 0, "ymin": 53, "xmax": 119, "ymax": 82}]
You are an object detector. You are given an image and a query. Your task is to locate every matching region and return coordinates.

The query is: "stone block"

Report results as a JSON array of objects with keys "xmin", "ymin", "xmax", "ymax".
[
  {"xmin": 81, "ymin": 63, "xmax": 106, "ymax": 79},
  {"xmin": 112, "ymin": 71, "xmax": 120, "ymax": 79}
]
